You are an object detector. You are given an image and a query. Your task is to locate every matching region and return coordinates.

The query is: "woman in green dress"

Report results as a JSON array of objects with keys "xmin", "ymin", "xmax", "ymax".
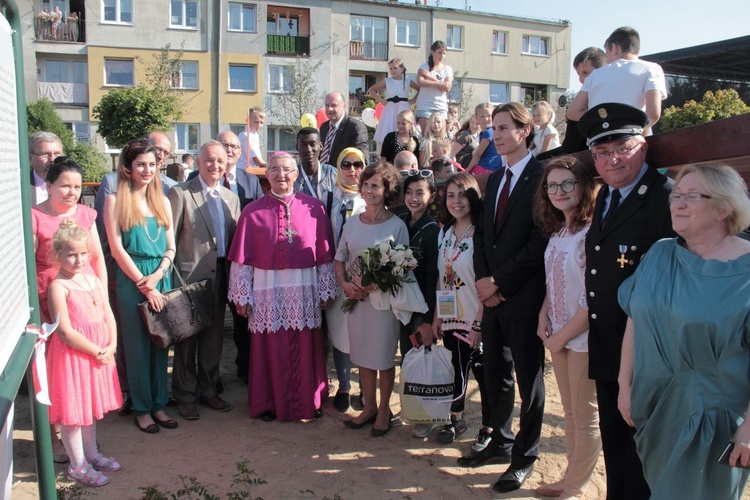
[
  {"xmin": 618, "ymin": 164, "xmax": 750, "ymax": 499},
  {"xmin": 103, "ymin": 139, "xmax": 178, "ymax": 434}
]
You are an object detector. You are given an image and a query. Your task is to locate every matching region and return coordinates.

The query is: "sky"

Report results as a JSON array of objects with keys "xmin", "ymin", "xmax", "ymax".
[{"xmin": 399, "ymin": 0, "xmax": 749, "ymax": 89}]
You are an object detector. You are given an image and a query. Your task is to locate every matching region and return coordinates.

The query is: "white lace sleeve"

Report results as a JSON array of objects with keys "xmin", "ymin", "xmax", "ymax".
[
  {"xmin": 317, "ymin": 261, "xmax": 338, "ymax": 302},
  {"xmin": 228, "ymin": 262, "xmax": 254, "ymax": 308}
]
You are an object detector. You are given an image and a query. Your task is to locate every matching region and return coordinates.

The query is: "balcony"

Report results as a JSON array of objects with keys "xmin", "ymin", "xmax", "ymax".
[
  {"xmin": 37, "ymin": 82, "xmax": 88, "ymax": 105},
  {"xmin": 267, "ymin": 34, "xmax": 309, "ymax": 56},
  {"xmin": 349, "ymin": 40, "xmax": 388, "ymax": 61},
  {"xmin": 34, "ymin": 14, "xmax": 85, "ymax": 43}
]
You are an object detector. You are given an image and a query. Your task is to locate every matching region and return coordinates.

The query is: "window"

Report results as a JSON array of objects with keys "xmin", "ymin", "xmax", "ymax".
[
  {"xmin": 446, "ymin": 25, "xmax": 463, "ymax": 50},
  {"xmin": 43, "ymin": 60, "xmax": 88, "ymax": 84},
  {"xmin": 266, "ymin": 127, "xmax": 295, "ymax": 155},
  {"xmin": 268, "ymin": 13, "xmax": 298, "ymax": 36},
  {"xmin": 104, "ymin": 59, "xmax": 134, "ymax": 86},
  {"xmin": 350, "ymin": 15, "xmax": 388, "ymax": 59},
  {"xmin": 269, "ymin": 65, "xmax": 292, "ymax": 93},
  {"xmin": 492, "ymin": 31, "xmax": 507, "ymax": 54},
  {"xmin": 66, "ymin": 122, "xmax": 90, "ymax": 143},
  {"xmin": 170, "ymin": 61, "xmax": 198, "ymax": 89},
  {"xmin": 228, "ymin": 64, "xmax": 256, "ymax": 92},
  {"xmin": 490, "ymin": 82, "xmax": 509, "ymax": 105},
  {"xmin": 175, "ymin": 124, "xmax": 199, "ymax": 153},
  {"xmin": 522, "ymin": 35, "xmax": 550, "ymax": 56},
  {"xmin": 102, "ymin": 0, "xmax": 132, "ymax": 24},
  {"xmin": 228, "ymin": 2, "xmax": 256, "ymax": 32},
  {"xmin": 396, "ymin": 20, "xmax": 419, "ymax": 47},
  {"xmin": 448, "ymin": 78, "xmax": 462, "ymax": 103},
  {"xmin": 520, "ymin": 84, "xmax": 547, "ymax": 107},
  {"xmin": 170, "ymin": 0, "xmax": 198, "ymax": 29},
  {"xmin": 229, "ymin": 124, "xmax": 245, "ymax": 136}
]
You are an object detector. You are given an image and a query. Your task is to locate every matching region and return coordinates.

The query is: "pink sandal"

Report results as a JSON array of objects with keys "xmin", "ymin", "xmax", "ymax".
[
  {"xmin": 67, "ymin": 465, "xmax": 109, "ymax": 487},
  {"xmin": 90, "ymin": 453, "xmax": 122, "ymax": 472}
]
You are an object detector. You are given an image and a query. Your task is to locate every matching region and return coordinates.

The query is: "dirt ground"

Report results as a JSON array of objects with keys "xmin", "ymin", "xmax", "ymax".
[{"xmin": 8, "ymin": 317, "xmax": 750, "ymax": 499}]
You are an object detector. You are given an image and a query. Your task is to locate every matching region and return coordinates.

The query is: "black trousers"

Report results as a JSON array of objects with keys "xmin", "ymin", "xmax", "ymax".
[
  {"xmin": 595, "ymin": 380, "xmax": 651, "ymax": 500},
  {"xmin": 482, "ymin": 308, "xmax": 545, "ymax": 468},
  {"xmin": 442, "ymin": 329, "xmax": 490, "ymax": 426}
]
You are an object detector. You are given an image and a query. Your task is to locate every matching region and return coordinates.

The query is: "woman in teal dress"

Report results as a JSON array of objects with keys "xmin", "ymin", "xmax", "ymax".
[
  {"xmin": 618, "ymin": 164, "xmax": 750, "ymax": 499},
  {"xmin": 103, "ymin": 139, "xmax": 178, "ymax": 434}
]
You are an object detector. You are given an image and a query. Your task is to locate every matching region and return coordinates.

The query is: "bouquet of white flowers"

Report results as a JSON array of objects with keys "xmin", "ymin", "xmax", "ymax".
[{"xmin": 341, "ymin": 241, "xmax": 419, "ymax": 314}]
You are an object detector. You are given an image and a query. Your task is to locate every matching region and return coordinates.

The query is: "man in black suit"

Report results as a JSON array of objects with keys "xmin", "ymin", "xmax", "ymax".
[
  {"xmin": 319, "ymin": 91, "xmax": 369, "ymax": 165},
  {"xmin": 580, "ymin": 103, "xmax": 675, "ymax": 500},
  {"xmin": 465, "ymin": 102, "xmax": 548, "ymax": 494}
]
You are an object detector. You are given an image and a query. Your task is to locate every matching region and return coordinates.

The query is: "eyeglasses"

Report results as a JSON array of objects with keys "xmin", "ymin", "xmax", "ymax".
[
  {"xmin": 267, "ymin": 167, "xmax": 296, "ymax": 176},
  {"xmin": 399, "ymin": 169, "xmax": 433, "ymax": 178},
  {"xmin": 221, "ymin": 142, "xmax": 241, "ymax": 151},
  {"xmin": 545, "ymin": 180, "xmax": 579, "ymax": 194},
  {"xmin": 31, "ymin": 150, "xmax": 63, "ymax": 158},
  {"xmin": 668, "ymin": 192, "xmax": 712, "ymax": 203},
  {"xmin": 591, "ymin": 143, "xmax": 641, "ymax": 161},
  {"xmin": 340, "ymin": 160, "xmax": 364, "ymax": 170},
  {"xmin": 154, "ymin": 146, "xmax": 171, "ymax": 157}
]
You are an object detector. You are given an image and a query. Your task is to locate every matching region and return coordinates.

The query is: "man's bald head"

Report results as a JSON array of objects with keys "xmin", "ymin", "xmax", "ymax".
[
  {"xmin": 215, "ymin": 130, "xmax": 242, "ymax": 172},
  {"xmin": 147, "ymin": 131, "xmax": 172, "ymax": 167},
  {"xmin": 394, "ymin": 151, "xmax": 418, "ymax": 172}
]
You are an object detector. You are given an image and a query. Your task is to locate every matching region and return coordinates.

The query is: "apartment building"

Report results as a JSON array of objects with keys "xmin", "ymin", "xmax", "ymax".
[{"xmin": 21, "ymin": 0, "xmax": 570, "ymax": 157}]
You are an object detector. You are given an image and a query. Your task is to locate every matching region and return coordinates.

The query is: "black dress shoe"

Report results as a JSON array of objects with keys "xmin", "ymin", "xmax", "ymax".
[
  {"xmin": 457, "ymin": 446, "xmax": 512, "ymax": 468},
  {"xmin": 314, "ymin": 409, "xmax": 323, "ymax": 419},
  {"xmin": 259, "ymin": 412, "xmax": 276, "ymax": 422},
  {"xmin": 134, "ymin": 416, "xmax": 159, "ymax": 434},
  {"xmin": 117, "ymin": 395, "xmax": 133, "ymax": 416},
  {"xmin": 343, "ymin": 412, "xmax": 377, "ymax": 429},
  {"xmin": 350, "ymin": 393, "xmax": 364, "ymax": 411},
  {"xmin": 333, "ymin": 392, "xmax": 350, "ymax": 412},
  {"xmin": 492, "ymin": 463, "xmax": 535, "ymax": 493}
]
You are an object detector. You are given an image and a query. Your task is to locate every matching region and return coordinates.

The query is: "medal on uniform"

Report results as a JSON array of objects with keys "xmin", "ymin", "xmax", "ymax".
[{"xmin": 617, "ymin": 245, "xmax": 628, "ymax": 268}]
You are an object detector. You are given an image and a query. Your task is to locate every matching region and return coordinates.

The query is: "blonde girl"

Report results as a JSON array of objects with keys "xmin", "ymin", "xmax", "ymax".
[
  {"xmin": 47, "ymin": 220, "xmax": 122, "ymax": 487},
  {"xmin": 531, "ymin": 100, "xmax": 560, "ymax": 155},
  {"xmin": 419, "ymin": 111, "xmax": 448, "ymax": 167},
  {"xmin": 368, "ymin": 58, "xmax": 420, "ymax": 146},
  {"xmin": 380, "ymin": 109, "xmax": 420, "ymax": 164}
]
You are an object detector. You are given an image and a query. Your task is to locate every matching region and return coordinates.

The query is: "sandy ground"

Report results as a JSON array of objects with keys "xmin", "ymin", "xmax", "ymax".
[{"xmin": 9, "ymin": 315, "xmax": 750, "ymax": 499}]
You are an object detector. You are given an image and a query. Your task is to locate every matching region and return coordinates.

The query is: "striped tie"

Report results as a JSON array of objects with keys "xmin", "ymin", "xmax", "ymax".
[{"xmin": 320, "ymin": 125, "xmax": 336, "ymax": 164}]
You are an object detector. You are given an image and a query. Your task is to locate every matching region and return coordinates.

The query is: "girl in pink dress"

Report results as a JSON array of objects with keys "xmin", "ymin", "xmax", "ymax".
[{"xmin": 46, "ymin": 220, "xmax": 122, "ymax": 487}]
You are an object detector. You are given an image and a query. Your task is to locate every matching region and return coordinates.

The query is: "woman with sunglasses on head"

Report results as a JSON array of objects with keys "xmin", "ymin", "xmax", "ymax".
[
  {"xmin": 103, "ymin": 139, "xmax": 178, "ymax": 434},
  {"xmin": 534, "ymin": 156, "xmax": 600, "ymax": 500},
  {"xmin": 398, "ymin": 170, "xmax": 441, "ymax": 439},
  {"xmin": 325, "ymin": 148, "xmax": 368, "ymax": 413}
]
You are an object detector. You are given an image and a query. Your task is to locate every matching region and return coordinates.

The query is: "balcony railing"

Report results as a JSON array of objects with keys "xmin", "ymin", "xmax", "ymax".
[
  {"xmin": 349, "ymin": 40, "xmax": 388, "ymax": 61},
  {"xmin": 37, "ymin": 82, "xmax": 89, "ymax": 105},
  {"xmin": 34, "ymin": 14, "xmax": 85, "ymax": 43},
  {"xmin": 267, "ymin": 35, "xmax": 309, "ymax": 56}
]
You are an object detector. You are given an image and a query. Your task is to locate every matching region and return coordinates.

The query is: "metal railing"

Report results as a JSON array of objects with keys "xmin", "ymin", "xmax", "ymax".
[
  {"xmin": 33, "ymin": 13, "xmax": 85, "ymax": 43},
  {"xmin": 267, "ymin": 34, "xmax": 309, "ymax": 55},
  {"xmin": 349, "ymin": 40, "xmax": 388, "ymax": 60}
]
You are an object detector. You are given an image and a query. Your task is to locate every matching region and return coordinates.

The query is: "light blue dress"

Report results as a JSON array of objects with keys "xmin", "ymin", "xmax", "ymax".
[{"xmin": 618, "ymin": 238, "xmax": 750, "ymax": 499}]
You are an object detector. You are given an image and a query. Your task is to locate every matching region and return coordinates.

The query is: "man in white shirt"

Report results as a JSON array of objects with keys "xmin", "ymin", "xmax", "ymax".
[
  {"xmin": 567, "ymin": 26, "xmax": 667, "ymax": 134},
  {"xmin": 237, "ymin": 107, "xmax": 267, "ymax": 169},
  {"xmin": 28, "ymin": 131, "xmax": 64, "ymax": 205}
]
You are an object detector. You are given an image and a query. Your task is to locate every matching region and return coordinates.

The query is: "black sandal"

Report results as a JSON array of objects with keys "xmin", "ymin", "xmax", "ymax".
[{"xmin": 151, "ymin": 412, "xmax": 179, "ymax": 429}]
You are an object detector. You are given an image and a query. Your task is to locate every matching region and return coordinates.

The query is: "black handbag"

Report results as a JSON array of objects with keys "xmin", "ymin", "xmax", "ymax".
[{"xmin": 137, "ymin": 266, "xmax": 215, "ymax": 349}]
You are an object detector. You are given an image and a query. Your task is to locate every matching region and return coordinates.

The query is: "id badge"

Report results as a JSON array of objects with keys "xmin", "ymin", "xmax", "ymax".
[{"xmin": 436, "ymin": 290, "xmax": 458, "ymax": 318}]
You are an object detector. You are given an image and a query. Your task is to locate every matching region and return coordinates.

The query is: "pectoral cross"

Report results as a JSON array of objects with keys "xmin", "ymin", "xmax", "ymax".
[
  {"xmin": 282, "ymin": 223, "xmax": 297, "ymax": 244},
  {"xmin": 616, "ymin": 253, "xmax": 628, "ymax": 268}
]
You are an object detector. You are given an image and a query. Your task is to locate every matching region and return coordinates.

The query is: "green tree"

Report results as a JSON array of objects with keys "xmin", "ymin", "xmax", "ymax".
[
  {"xmin": 92, "ymin": 45, "xmax": 184, "ymax": 148},
  {"xmin": 26, "ymin": 99, "xmax": 108, "ymax": 182},
  {"xmin": 265, "ymin": 57, "xmax": 326, "ymax": 135},
  {"xmin": 660, "ymin": 88, "xmax": 749, "ymax": 132}
]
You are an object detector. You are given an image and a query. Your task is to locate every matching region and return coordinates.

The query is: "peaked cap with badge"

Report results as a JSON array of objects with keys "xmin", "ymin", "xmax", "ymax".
[{"xmin": 578, "ymin": 103, "xmax": 649, "ymax": 147}]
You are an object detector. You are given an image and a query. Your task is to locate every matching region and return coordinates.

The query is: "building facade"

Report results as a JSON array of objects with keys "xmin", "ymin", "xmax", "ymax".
[{"xmin": 21, "ymin": 0, "xmax": 571, "ymax": 161}]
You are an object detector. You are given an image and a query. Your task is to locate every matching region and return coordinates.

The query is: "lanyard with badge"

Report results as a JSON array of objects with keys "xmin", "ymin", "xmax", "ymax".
[
  {"xmin": 436, "ymin": 224, "xmax": 473, "ymax": 319},
  {"xmin": 299, "ymin": 166, "xmax": 322, "ymax": 200}
]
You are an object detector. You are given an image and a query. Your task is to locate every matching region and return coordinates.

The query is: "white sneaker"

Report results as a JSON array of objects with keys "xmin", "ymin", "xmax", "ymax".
[
  {"xmin": 411, "ymin": 423, "xmax": 438, "ymax": 438},
  {"xmin": 472, "ymin": 427, "xmax": 492, "ymax": 452}
]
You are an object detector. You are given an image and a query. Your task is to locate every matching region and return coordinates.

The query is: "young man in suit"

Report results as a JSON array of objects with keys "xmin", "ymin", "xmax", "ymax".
[
  {"xmin": 319, "ymin": 92, "xmax": 369, "ymax": 165},
  {"xmin": 466, "ymin": 102, "xmax": 548, "ymax": 494},
  {"xmin": 168, "ymin": 140, "xmax": 241, "ymax": 420},
  {"xmin": 580, "ymin": 103, "xmax": 674, "ymax": 499}
]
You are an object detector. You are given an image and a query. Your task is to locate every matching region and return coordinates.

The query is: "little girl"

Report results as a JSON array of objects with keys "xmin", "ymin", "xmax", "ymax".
[
  {"xmin": 416, "ymin": 41, "xmax": 453, "ymax": 135},
  {"xmin": 379, "ymin": 109, "xmax": 420, "ymax": 164},
  {"xmin": 46, "ymin": 220, "xmax": 122, "ymax": 487},
  {"xmin": 531, "ymin": 100, "xmax": 560, "ymax": 156},
  {"xmin": 446, "ymin": 104, "xmax": 460, "ymax": 139},
  {"xmin": 432, "ymin": 174, "xmax": 491, "ymax": 448},
  {"xmin": 419, "ymin": 112, "xmax": 448, "ymax": 167},
  {"xmin": 369, "ymin": 58, "xmax": 420, "ymax": 147},
  {"xmin": 466, "ymin": 103, "xmax": 502, "ymax": 176}
]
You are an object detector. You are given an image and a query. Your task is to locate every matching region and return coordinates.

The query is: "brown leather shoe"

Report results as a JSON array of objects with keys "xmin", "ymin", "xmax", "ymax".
[
  {"xmin": 198, "ymin": 395, "xmax": 232, "ymax": 412},
  {"xmin": 178, "ymin": 402, "xmax": 200, "ymax": 420}
]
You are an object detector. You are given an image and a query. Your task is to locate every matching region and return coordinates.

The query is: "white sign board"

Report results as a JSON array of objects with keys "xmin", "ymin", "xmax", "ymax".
[{"xmin": 0, "ymin": 13, "xmax": 30, "ymax": 373}]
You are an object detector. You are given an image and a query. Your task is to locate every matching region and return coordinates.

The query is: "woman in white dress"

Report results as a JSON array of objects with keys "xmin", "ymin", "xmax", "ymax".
[{"xmin": 368, "ymin": 58, "xmax": 420, "ymax": 147}]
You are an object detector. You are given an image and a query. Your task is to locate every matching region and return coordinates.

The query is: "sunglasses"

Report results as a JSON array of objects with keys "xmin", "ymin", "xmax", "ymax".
[
  {"xmin": 340, "ymin": 160, "xmax": 365, "ymax": 170},
  {"xmin": 400, "ymin": 169, "xmax": 433, "ymax": 178}
]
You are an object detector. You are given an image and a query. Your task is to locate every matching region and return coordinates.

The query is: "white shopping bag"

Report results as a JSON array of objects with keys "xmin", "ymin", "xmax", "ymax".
[{"xmin": 399, "ymin": 345, "xmax": 454, "ymax": 424}]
